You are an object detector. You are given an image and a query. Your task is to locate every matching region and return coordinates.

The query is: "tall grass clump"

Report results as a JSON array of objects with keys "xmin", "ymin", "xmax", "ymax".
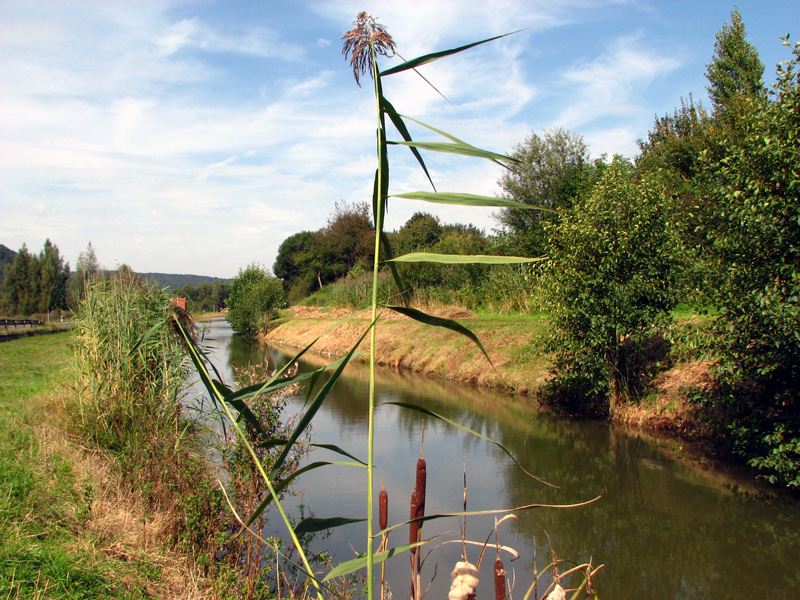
[{"xmin": 71, "ymin": 269, "xmax": 224, "ymax": 554}]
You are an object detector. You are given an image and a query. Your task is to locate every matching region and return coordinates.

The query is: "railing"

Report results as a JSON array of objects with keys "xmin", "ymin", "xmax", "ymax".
[{"xmin": 0, "ymin": 319, "xmax": 46, "ymax": 330}]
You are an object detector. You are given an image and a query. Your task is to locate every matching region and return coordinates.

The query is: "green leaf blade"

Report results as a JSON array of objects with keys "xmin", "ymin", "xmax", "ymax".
[
  {"xmin": 385, "ymin": 305, "xmax": 492, "ymax": 366},
  {"xmin": 392, "ymin": 191, "xmax": 556, "ymax": 212},
  {"xmin": 390, "ymin": 252, "xmax": 545, "ymax": 265}
]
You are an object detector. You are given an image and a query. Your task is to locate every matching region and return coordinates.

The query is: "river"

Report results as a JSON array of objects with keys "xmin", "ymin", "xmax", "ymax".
[{"xmin": 190, "ymin": 318, "xmax": 800, "ymax": 600}]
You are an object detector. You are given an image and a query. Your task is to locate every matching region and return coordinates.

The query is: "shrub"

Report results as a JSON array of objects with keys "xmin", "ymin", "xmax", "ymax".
[{"xmin": 543, "ymin": 159, "xmax": 683, "ymax": 415}]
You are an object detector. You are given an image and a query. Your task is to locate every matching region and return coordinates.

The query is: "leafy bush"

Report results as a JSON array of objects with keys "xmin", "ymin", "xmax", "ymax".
[
  {"xmin": 227, "ymin": 263, "xmax": 285, "ymax": 335},
  {"xmin": 543, "ymin": 159, "xmax": 683, "ymax": 415}
]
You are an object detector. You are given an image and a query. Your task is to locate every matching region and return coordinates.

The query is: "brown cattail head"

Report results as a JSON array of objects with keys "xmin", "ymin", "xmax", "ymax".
[
  {"xmin": 410, "ymin": 457, "xmax": 426, "ymax": 541},
  {"xmin": 494, "ymin": 558, "xmax": 506, "ymax": 600},
  {"xmin": 409, "ymin": 489, "xmax": 421, "ymax": 545},
  {"xmin": 379, "ymin": 487, "xmax": 388, "ymax": 531}
]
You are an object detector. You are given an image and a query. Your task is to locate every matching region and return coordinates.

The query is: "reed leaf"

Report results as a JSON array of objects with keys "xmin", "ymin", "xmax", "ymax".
[
  {"xmin": 295, "ymin": 517, "xmax": 367, "ymax": 536},
  {"xmin": 379, "ymin": 497, "xmax": 601, "ymax": 537},
  {"xmin": 385, "ymin": 305, "xmax": 491, "ymax": 365},
  {"xmin": 269, "ymin": 318, "xmax": 377, "ymax": 481},
  {"xmin": 323, "ymin": 541, "xmax": 426, "ymax": 582},
  {"xmin": 256, "ymin": 439, "xmax": 367, "ymax": 465},
  {"xmin": 174, "ymin": 316, "xmax": 266, "ymax": 435},
  {"xmin": 392, "ymin": 191, "xmax": 555, "ymax": 211},
  {"xmin": 380, "ymin": 96, "xmax": 435, "ymax": 191},
  {"xmin": 385, "ymin": 401, "xmax": 561, "ymax": 487},
  {"xmin": 238, "ymin": 460, "xmax": 366, "ymax": 537},
  {"xmin": 380, "ymin": 31, "xmax": 521, "ymax": 77},
  {"xmin": 388, "ymin": 140, "xmax": 511, "ymax": 162},
  {"xmin": 390, "ymin": 252, "xmax": 545, "ymax": 264}
]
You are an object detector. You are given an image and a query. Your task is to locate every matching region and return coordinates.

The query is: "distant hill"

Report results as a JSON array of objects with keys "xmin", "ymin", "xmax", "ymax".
[
  {"xmin": 0, "ymin": 244, "xmax": 17, "ymax": 285},
  {"xmin": 138, "ymin": 272, "xmax": 232, "ymax": 290}
]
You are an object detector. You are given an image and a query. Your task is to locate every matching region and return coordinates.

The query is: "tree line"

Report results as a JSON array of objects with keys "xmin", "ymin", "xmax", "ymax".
[{"xmin": 1, "ymin": 240, "xmax": 71, "ymax": 317}]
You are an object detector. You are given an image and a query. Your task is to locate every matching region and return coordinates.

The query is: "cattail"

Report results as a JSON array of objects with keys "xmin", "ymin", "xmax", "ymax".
[
  {"xmin": 493, "ymin": 558, "xmax": 506, "ymax": 600},
  {"xmin": 409, "ymin": 456, "xmax": 426, "ymax": 544},
  {"xmin": 448, "ymin": 561, "xmax": 479, "ymax": 600},
  {"xmin": 379, "ymin": 484, "xmax": 388, "ymax": 531}
]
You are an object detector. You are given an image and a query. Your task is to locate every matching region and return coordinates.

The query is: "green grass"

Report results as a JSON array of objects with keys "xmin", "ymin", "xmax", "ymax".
[{"xmin": 0, "ymin": 334, "xmax": 159, "ymax": 599}]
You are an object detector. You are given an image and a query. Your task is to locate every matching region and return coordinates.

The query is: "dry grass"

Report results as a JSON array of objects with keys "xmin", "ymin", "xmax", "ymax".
[
  {"xmin": 40, "ymin": 395, "xmax": 221, "ymax": 600},
  {"xmin": 612, "ymin": 361, "xmax": 716, "ymax": 439},
  {"xmin": 265, "ymin": 307, "xmax": 549, "ymax": 393}
]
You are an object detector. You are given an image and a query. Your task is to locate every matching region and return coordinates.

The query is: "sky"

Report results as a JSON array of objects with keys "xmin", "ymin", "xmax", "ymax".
[{"xmin": 1, "ymin": 0, "xmax": 797, "ymax": 278}]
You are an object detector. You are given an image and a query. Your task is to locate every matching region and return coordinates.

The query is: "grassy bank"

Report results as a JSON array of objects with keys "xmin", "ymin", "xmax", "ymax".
[
  {"xmin": 0, "ymin": 332, "xmax": 218, "ymax": 598},
  {"xmin": 266, "ymin": 306, "xmax": 551, "ymax": 394}
]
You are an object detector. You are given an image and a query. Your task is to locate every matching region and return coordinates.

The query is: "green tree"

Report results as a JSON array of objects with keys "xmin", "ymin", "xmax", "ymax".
[
  {"xmin": 543, "ymin": 159, "xmax": 683, "ymax": 415},
  {"xmin": 705, "ymin": 10, "xmax": 765, "ymax": 115},
  {"xmin": 226, "ymin": 263, "xmax": 285, "ymax": 335},
  {"xmin": 394, "ymin": 212, "xmax": 443, "ymax": 255},
  {"xmin": 274, "ymin": 230, "xmax": 321, "ymax": 299},
  {"xmin": 703, "ymin": 38, "xmax": 800, "ymax": 487},
  {"xmin": 38, "ymin": 239, "xmax": 70, "ymax": 313},
  {"xmin": 496, "ymin": 128, "xmax": 597, "ymax": 257},
  {"xmin": 318, "ymin": 200, "xmax": 375, "ymax": 277},
  {"xmin": 1, "ymin": 244, "xmax": 38, "ymax": 316}
]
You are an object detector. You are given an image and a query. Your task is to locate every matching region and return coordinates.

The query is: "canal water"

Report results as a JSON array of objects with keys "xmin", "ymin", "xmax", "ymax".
[{"xmin": 191, "ymin": 318, "xmax": 800, "ymax": 600}]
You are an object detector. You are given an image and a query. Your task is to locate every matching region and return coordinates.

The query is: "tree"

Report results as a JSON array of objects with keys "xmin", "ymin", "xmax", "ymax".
[
  {"xmin": 496, "ymin": 128, "xmax": 597, "ymax": 257},
  {"xmin": 1, "ymin": 244, "xmax": 37, "ymax": 315},
  {"xmin": 705, "ymin": 10, "xmax": 765, "ymax": 115},
  {"xmin": 38, "ymin": 239, "xmax": 70, "ymax": 313},
  {"xmin": 703, "ymin": 38, "xmax": 800, "ymax": 487},
  {"xmin": 543, "ymin": 159, "xmax": 683, "ymax": 415},
  {"xmin": 70, "ymin": 241, "xmax": 100, "ymax": 305},
  {"xmin": 394, "ymin": 212, "xmax": 443, "ymax": 255},
  {"xmin": 226, "ymin": 263, "xmax": 285, "ymax": 335},
  {"xmin": 318, "ymin": 200, "xmax": 375, "ymax": 276},
  {"xmin": 274, "ymin": 230, "xmax": 321, "ymax": 299}
]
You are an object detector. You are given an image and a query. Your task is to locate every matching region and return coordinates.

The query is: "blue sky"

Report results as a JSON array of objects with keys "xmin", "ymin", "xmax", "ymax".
[{"xmin": 1, "ymin": 0, "xmax": 796, "ymax": 278}]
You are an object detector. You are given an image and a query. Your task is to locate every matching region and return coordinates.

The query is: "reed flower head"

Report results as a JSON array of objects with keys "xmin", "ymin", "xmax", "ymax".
[{"xmin": 342, "ymin": 11, "xmax": 396, "ymax": 86}]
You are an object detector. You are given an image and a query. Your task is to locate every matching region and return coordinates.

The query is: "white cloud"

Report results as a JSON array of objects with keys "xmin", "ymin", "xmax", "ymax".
[{"xmin": 553, "ymin": 35, "xmax": 683, "ymax": 130}]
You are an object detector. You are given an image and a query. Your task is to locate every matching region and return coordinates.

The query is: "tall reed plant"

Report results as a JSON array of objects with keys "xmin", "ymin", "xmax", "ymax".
[
  {"xmin": 72, "ymin": 269, "xmax": 189, "ymax": 449},
  {"xmin": 177, "ymin": 13, "xmax": 602, "ymax": 600}
]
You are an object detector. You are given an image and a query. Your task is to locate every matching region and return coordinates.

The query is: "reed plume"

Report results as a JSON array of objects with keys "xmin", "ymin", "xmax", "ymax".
[{"xmin": 341, "ymin": 11, "xmax": 396, "ymax": 86}]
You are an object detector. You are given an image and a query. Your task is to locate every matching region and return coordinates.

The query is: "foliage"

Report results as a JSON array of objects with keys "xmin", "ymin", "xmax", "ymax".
[
  {"xmin": 172, "ymin": 279, "xmax": 230, "ymax": 313},
  {"xmin": 496, "ymin": 128, "xmax": 598, "ymax": 256},
  {"xmin": 701, "ymin": 37, "xmax": 800, "ymax": 487},
  {"xmin": 227, "ymin": 263, "xmax": 285, "ymax": 335},
  {"xmin": 69, "ymin": 241, "xmax": 101, "ymax": 306},
  {"xmin": 69, "ymin": 268, "xmax": 226, "ymax": 583},
  {"xmin": 543, "ymin": 159, "xmax": 683, "ymax": 415},
  {"xmin": 72, "ymin": 269, "xmax": 189, "ymax": 451},
  {"xmin": 0, "ymin": 239, "xmax": 70, "ymax": 316},
  {"xmin": 274, "ymin": 230, "xmax": 320, "ymax": 299},
  {"xmin": 274, "ymin": 202, "xmax": 374, "ymax": 302},
  {"xmin": 0, "ymin": 243, "xmax": 17, "ymax": 287},
  {"xmin": 705, "ymin": 10, "xmax": 765, "ymax": 115}
]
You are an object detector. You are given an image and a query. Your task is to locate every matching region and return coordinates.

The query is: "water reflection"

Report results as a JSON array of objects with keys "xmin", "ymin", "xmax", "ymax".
[{"xmin": 194, "ymin": 320, "xmax": 800, "ymax": 600}]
